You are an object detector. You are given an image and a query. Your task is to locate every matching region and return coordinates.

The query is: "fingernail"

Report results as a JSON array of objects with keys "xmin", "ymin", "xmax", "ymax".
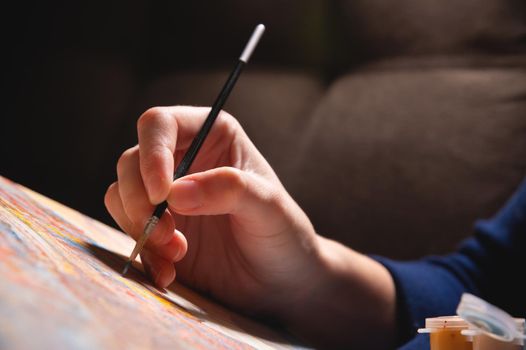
[
  {"xmin": 172, "ymin": 245, "xmax": 185, "ymax": 262},
  {"xmin": 170, "ymin": 180, "xmax": 201, "ymax": 210},
  {"xmin": 141, "ymin": 254, "xmax": 153, "ymax": 279},
  {"xmin": 146, "ymin": 173, "xmax": 169, "ymax": 204},
  {"xmin": 154, "ymin": 268, "xmax": 163, "ymax": 287}
]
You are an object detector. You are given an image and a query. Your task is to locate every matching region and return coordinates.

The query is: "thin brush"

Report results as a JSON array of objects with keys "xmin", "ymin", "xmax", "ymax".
[{"xmin": 122, "ymin": 24, "xmax": 265, "ymax": 276}]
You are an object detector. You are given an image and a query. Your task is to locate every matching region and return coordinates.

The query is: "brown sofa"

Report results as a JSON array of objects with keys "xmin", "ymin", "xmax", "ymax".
[{"xmin": 3, "ymin": 0, "xmax": 526, "ymax": 259}]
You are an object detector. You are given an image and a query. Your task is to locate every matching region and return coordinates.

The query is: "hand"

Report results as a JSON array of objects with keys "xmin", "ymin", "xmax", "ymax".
[
  {"xmin": 104, "ymin": 106, "xmax": 396, "ymax": 348},
  {"xmin": 104, "ymin": 106, "xmax": 321, "ymax": 313}
]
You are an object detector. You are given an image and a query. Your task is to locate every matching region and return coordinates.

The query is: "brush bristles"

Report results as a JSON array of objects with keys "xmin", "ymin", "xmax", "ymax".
[{"xmin": 122, "ymin": 260, "xmax": 132, "ymax": 275}]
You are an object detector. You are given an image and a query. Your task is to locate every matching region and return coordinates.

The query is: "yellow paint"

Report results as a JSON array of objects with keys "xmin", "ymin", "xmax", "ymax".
[
  {"xmin": 48, "ymin": 224, "xmax": 86, "ymax": 246},
  {"xmin": 0, "ymin": 176, "xmax": 296, "ymax": 350}
]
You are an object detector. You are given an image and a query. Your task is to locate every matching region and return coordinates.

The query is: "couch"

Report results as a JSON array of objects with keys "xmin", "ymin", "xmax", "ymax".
[{"xmin": 3, "ymin": 0, "xmax": 526, "ymax": 259}]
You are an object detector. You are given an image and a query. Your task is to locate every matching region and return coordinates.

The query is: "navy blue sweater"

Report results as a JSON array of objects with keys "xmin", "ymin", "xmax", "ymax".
[{"xmin": 376, "ymin": 178, "xmax": 526, "ymax": 349}]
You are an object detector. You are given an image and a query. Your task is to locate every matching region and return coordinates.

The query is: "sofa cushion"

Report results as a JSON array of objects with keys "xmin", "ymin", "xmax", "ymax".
[
  {"xmin": 136, "ymin": 69, "xmax": 324, "ymax": 173},
  {"xmin": 287, "ymin": 61, "xmax": 526, "ymax": 259},
  {"xmin": 336, "ymin": 0, "xmax": 526, "ymax": 58}
]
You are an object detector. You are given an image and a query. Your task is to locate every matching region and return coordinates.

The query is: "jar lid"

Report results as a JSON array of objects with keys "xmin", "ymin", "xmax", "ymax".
[
  {"xmin": 425, "ymin": 316, "xmax": 469, "ymax": 330},
  {"xmin": 456, "ymin": 293, "xmax": 526, "ymax": 343}
]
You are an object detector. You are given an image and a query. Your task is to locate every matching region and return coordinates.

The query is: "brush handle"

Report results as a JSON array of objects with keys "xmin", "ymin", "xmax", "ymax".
[
  {"xmin": 150, "ymin": 60, "xmax": 244, "ymax": 221},
  {"xmin": 122, "ymin": 24, "xmax": 265, "ymax": 275},
  {"xmin": 173, "ymin": 60, "xmax": 244, "ymax": 180}
]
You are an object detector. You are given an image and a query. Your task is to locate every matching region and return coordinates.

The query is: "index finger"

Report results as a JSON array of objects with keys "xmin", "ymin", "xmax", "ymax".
[{"xmin": 137, "ymin": 106, "xmax": 208, "ymax": 204}]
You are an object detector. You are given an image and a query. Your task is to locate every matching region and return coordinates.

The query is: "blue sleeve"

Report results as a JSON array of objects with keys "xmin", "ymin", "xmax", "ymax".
[{"xmin": 374, "ymin": 178, "xmax": 526, "ymax": 349}]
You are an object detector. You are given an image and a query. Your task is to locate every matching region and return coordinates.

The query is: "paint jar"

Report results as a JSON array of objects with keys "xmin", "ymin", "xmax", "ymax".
[
  {"xmin": 418, "ymin": 316, "xmax": 473, "ymax": 350},
  {"xmin": 457, "ymin": 293, "xmax": 525, "ymax": 350},
  {"xmin": 462, "ymin": 319, "xmax": 524, "ymax": 350}
]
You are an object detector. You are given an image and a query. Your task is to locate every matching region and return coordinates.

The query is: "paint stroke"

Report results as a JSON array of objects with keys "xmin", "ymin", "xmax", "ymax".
[{"xmin": 0, "ymin": 177, "xmax": 307, "ymax": 350}]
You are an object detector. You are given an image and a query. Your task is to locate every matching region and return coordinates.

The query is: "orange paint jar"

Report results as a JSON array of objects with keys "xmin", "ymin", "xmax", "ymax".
[
  {"xmin": 419, "ymin": 316, "xmax": 473, "ymax": 350},
  {"xmin": 462, "ymin": 318, "xmax": 525, "ymax": 350},
  {"xmin": 456, "ymin": 294, "xmax": 525, "ymax": 350}
]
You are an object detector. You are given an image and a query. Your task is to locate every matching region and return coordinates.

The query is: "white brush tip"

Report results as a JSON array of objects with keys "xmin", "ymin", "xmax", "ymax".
[{"xmin": 239, "ymin": 24, "xmax": 265, "ymax": 63}]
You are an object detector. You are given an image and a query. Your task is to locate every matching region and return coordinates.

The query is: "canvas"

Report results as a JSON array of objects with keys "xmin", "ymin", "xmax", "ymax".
[{"xmin": 0, "ymin": 176, "xmax": 306, "ymax": 349}]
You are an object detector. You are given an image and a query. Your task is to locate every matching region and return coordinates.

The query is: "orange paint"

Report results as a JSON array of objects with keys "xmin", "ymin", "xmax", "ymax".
[
  {"xmin": 0, "ymin": 176, "xmax": 291, "ymax": 350},
  {"xmin": 430, "ymin": 329, "xmax": 473, "ymax": 350},
  {"xmin": 420, "ymin": 316, "xmax": 473, "ymax": 350}
]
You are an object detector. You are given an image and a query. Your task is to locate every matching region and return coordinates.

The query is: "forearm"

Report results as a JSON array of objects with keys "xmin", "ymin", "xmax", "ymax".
[{"xmin": 278, "ymin": 236, "xmax": 397, "ymax": 349}]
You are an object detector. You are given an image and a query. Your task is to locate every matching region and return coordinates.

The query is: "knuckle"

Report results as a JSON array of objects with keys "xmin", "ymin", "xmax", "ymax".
[
  {"xmin": 222, "ymin": 166, "xmax": 245, "ymax": 186},
  {"xmin": 245, "ymin": 172, "xmax": 283, "ymax": 208},
  {"xmin": 104, "ymin": 182, "xmax": 118, "ymax": 210},
  {"xmin": 142, "ymin": 147, "xmax": 166, "ymax": 172},
  {"xmin": 217, "ymin": 110, "xmax": 240, "ymax": 135},
  {"xmin": 220, "ymin": 167, "xmax": 247, "ymax": 202},
  {"xmin": 116, "ymin": 147, "xmax": 137, "ymax": 174},
  {"xmin": 218, "ymin": 109, "xmax": 234, "ymax": 121},
  {"xmin": 137, "ymin": 106, "xmax": 166, "ymax": 131},
  {"xmin": 266, "ymin": 186, "xmax": 285, "ymax": 208}
]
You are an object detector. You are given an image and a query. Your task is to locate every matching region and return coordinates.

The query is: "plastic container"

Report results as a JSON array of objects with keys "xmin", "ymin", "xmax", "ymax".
[
  {"xmin": 457, "ymin": 293, "xmax": 525, "ymax": 350},
  {"xmin": 418, "ymin": 316, "xmax": 473, "ymax": 350},
  {"xmin": 465, "ymin": 326, "xmax": 524, "ymax": 350}
]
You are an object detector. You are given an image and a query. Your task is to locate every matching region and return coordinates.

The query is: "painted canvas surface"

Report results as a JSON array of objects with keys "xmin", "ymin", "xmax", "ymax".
[{"xmin": 0, "ymin": 176, "xmax": 306, "ymax": 350}]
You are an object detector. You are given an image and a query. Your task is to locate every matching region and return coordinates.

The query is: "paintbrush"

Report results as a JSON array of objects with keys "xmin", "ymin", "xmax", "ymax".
[{"xmin": 122, "ymin": 24, "xmax": 266, "ymax": 276}]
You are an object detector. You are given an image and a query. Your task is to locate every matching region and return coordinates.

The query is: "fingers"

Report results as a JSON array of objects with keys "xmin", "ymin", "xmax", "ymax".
[
  {"xmin": 115, "ymin": 146, "xmax": 174, "ymax": 246},
  {"xmin": 167, "ymin": 167, "xmax": 287, "ymax": 232},
  {"xmin": 116, "ymin": 146, "xmax": 152, "ymax": 226},
  {"xmin": 104, "ymin": 180, "xmax": 187, "ymax": 262},
  {"xmin": 137, "ymin": 107, "xmax": 222, "ymax": 203},
  {"xmin": 137, "ymin": 108, "xmax": 177, "ymax": 204},
  {"xmin": 141, "ymin": 249, "xmax": 176, "ymax": 288},
  {"xmin": 137, "ymin": 106, "xmax": 239, "ymax": 204},
  {"xmin": 104, "ymin": 182, "xmax": 134, "ymax": 232},
  {"xmin": 107, "ymin": 105, "xmax": 251, "ymax": 286}
]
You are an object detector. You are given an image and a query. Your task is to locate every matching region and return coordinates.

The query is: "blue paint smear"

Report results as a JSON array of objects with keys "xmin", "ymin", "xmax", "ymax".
[{"xmin": 0, "ymin": 221, "xmax": 23, "ymax": 242}]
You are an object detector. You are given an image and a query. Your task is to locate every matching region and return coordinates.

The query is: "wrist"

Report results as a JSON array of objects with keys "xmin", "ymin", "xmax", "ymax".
[{"xmin": 277, "ymin": 235, "xmax": 397, "ymax": 349}]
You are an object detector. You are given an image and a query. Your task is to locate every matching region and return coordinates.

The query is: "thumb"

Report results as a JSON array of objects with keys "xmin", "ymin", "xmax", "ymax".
[{"xmin": 167, "ymin": 167, "xmax": 286, "ymax": 227}]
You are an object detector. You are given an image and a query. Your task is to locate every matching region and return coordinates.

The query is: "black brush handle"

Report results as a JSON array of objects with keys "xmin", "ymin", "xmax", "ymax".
[{"xmin": 151, "ymin": 60, "xmax": 245, "ymax": 220}]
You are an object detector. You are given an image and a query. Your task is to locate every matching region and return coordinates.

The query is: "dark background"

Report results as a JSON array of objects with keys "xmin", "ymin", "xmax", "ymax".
[
  {"xmin": 3, "ymin": 1, "xmax": 349, "ymax": 224},
  {"xmin": 3, "ymin": 1, "xmax": 526, "ymax": 259}
]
